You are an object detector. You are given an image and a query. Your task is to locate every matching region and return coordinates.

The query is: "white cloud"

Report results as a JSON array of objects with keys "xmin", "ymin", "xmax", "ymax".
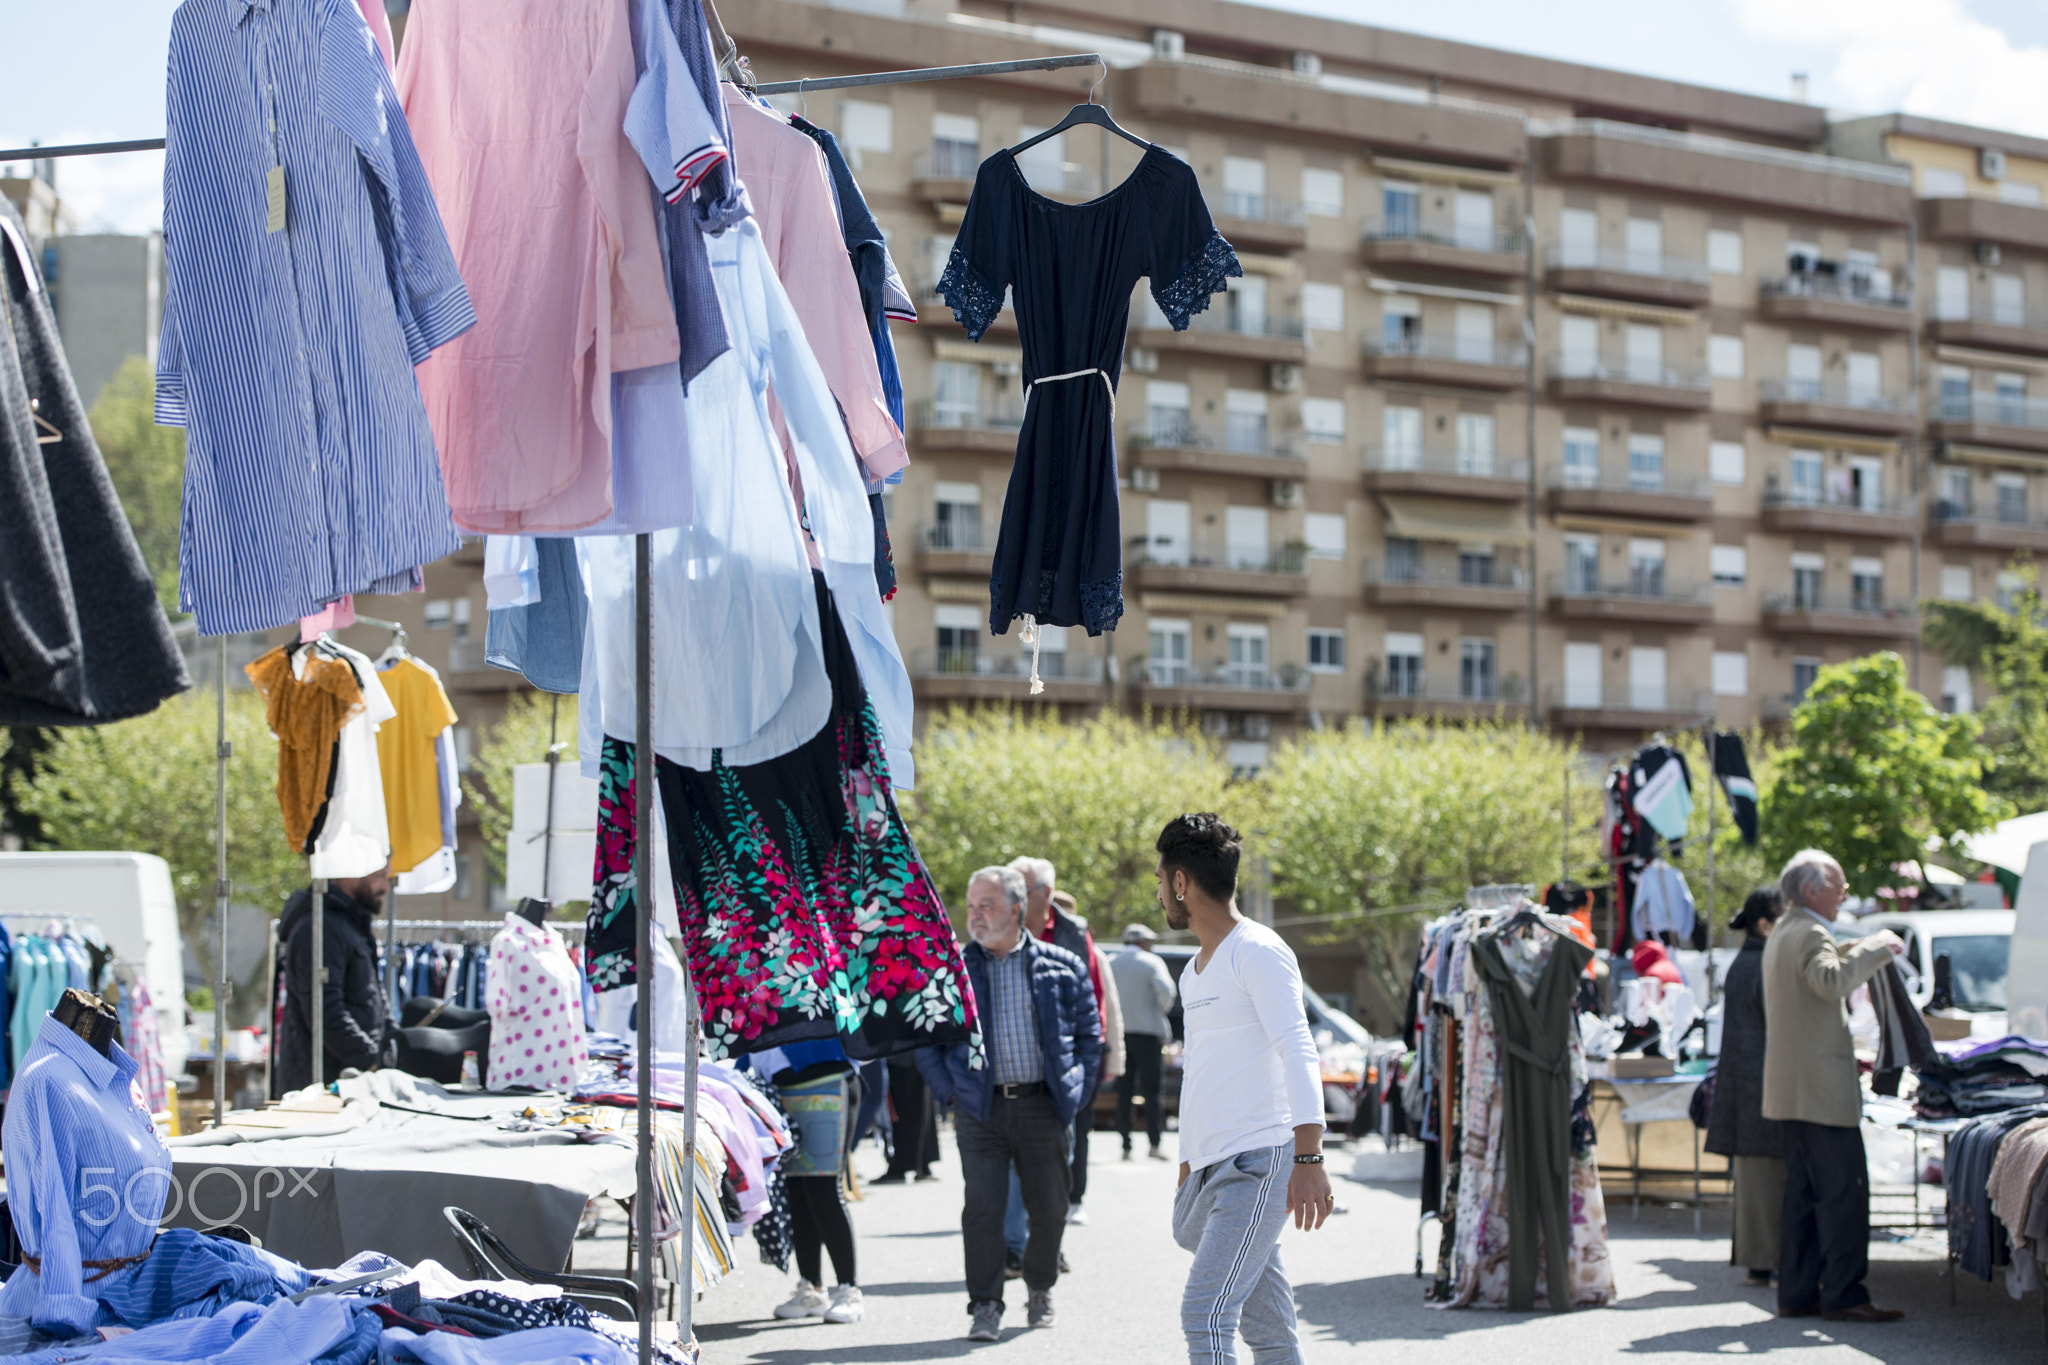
[{"xmin": 1731, "ymin": 0, "xmax": 2048, "ymax": 136}]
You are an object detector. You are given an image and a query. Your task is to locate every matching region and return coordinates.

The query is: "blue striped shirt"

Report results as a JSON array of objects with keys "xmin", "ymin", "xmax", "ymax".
[
  {"xmin": 157, "ymin": 0, "xmax": 475, "ymax": 636},
  {"xmin": 0, "ymin": 1016, "xmax": 172, "ymax": 1335}
]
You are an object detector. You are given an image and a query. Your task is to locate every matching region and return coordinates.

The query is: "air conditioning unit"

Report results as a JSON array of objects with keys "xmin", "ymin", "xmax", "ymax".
[
  {"xmin": 1292, "ymin": 53, "xmax": 1321, "ymax": 77},
  {"xmin": 1126, "ymin": 346, "xmax": 1159, "ymax": 374},
  {"xmin": 1129, "ymin": 466, "xmax": 1161, "ymax": 493},
  {"xmin": 1977, "ymin": 241, "xmax": 2003, "ymax": 268},
  {"xmin": 1152, "ymin": 29, "xmax": 1185, "ymax": 60},
  {"xmin": 1269, "ymin": 479, "xmax": 1303, "ymax": 509},
  {"xmin": 1981, "ymin": 147, "xmax": 2008, "ymax": 181},
  {"xmin": 1267, "ymin": 363, "xmax": 1302, "ymax": 393}
]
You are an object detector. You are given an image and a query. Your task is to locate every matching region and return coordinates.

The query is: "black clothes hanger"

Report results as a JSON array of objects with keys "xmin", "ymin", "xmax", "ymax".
[
  {"xmin": 1007, "ymin": 62, "xmax": 1148, "ymax": 156},
  {"xmin": 53, "ymin": 988, "xmax": 122, "ymax": 1057}
]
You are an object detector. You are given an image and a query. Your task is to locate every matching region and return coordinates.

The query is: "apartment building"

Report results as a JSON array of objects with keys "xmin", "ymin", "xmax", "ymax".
[{"xmin": 705, "ymin": 0, "xmax": 2048, "ymax": 769}]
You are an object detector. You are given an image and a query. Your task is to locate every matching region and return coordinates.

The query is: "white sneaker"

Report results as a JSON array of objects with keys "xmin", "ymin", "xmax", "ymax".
[
  {"xmin": 1066, "ymin": 1203, "xmax": 1088, "ymax": 1226},
  {"xmin": 824, "ymin": 1285, "xmax": 865, "ymax": 1323},
  {"xmin": 774, "ymin": 1281, "xmax": 829, "ymax": 1319}
]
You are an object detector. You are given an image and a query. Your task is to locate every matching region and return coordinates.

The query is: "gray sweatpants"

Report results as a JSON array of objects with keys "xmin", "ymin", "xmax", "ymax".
[{"xmin": 1172, "ymin": 1142, "xmax": 1301, "ymax": 1365}]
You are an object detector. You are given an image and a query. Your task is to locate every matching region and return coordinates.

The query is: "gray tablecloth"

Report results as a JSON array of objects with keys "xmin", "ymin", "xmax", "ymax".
[{"xmin": 163, "ymin": 1073, "xmax": 635, "ymax": 1274}]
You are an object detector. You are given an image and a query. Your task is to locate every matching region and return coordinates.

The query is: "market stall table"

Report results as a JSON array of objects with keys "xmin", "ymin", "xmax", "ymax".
[
  {"xmin": 161, "ymin": 1073, "xmax": 635, "ymax": 1277},
  {"xmin": 1591, "ymin": 1073, "xmax": 1723, "ymax": 1232}
]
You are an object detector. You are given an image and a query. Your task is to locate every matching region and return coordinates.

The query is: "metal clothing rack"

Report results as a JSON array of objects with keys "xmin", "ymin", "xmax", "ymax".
[{"xmin": 9, "ymin": 18, "xmax": 1110, "ymax": 1358}]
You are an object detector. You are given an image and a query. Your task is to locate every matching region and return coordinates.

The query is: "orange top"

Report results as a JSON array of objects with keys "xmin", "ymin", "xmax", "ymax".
[{"xmin": 245, "ymin": 646, "xmax": 363, "ymax": 854}]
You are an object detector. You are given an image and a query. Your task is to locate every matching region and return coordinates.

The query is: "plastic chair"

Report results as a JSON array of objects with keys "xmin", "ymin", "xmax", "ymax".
[{"xmin": 441, "ymin": 1206, "xmax": 639, "ymax": 1321}]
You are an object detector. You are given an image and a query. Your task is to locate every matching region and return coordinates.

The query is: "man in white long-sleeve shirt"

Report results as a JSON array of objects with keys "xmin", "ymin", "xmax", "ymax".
[{"xmin": 1157, "ymin": 813, "xmax": 1330, "ymax": 1365}]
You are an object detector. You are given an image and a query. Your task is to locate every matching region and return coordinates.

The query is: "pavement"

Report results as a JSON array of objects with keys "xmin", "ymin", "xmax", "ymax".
[{"xmin": 576, "ymin": 1130, "xmax": 2048, "ymax": 1364}]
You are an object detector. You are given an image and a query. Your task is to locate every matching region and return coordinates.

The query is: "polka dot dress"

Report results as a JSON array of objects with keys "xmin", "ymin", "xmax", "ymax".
[{"xmin": 485, "ymin": 912, "xmax": 590, "ymax": 1092}]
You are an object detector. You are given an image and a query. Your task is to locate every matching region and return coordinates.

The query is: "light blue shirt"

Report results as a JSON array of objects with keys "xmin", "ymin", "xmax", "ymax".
[
  {"xmin": 156, "ymin": 0, "xmax": 475, "ymax": 636},
  {"xmin": 0, "ymin": 1015, "xmax": 173, "ymax": 1335},
  {"xmin": 577, "ymin": 218, "xmax": 915, "ymax": 786}
]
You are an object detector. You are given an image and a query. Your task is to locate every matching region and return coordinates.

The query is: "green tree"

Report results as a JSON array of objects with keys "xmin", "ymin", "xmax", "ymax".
[
  {"xmin": 463, "ymin": 691, "xmax": 577, "ymax": 886},
  {"xmin": 88, "ymin": 356, "xmax": 186, "ymax": 617},
  {"xmin": 904, "ymin": 706, "xmax": 1231, "ymax": 930},
  {"xmin": 1246, "ymin": 719, "xmax": 1581, "ymax": 1010},
  {"xmin": 1763, "ymin": 651, "xmax": 2007, "ymax": 896},
  {"xmin": 9, "ymin": 690, "xmax": 303, "ymax": 990},
  {"xmin": 1924, "ymin": 559, "xmax": 2048, "ymax": 811}
]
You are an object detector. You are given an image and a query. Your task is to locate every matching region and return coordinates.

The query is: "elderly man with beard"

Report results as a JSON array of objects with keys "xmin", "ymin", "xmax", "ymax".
[{"xmin": 917, "ymin": 865, "xmax": 1101, "ymax": 1343}]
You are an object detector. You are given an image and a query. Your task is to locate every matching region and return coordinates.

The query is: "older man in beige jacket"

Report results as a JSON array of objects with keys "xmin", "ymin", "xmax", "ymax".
[{"xmin": 1761, "ymin": 849, "xmax": 1904, "ymax": 1323}]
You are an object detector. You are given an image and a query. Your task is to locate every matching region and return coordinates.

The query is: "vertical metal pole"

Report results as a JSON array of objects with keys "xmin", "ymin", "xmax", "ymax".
[
  {"xmin": 633, "ymin": 533, "xmax": 657, "ymax": 1365},
  {"xmin": 1704, "ymin": 722, "xmax": 1719, "ymax": 1009},
  {"xmin": 1561, "ymin": 764, "xmax": 1571, "ymax": 884},
  {"xmin": 541, "ymin": 695, "xmax": 560, "ymax": 904},
  {"xmin": 1523, "ymin": 147, "xmax": 1541, "ymax": 727},
  {"xmin": 311, "ymin": 873, "xmax": 325, "ymax": 1088},
  {"xmin": 215, "ymin": 638, "xmax": 230, "ymax": 1127}
]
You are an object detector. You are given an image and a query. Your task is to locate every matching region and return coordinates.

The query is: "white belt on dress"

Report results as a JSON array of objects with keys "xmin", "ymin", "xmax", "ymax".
[{"xmin": 1014, "ymin": 369, "xmax": 1113, "ymax": 695}]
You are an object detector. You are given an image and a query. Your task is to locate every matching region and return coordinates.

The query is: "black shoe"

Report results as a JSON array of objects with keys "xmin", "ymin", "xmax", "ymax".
[
  {"xmin": 1057, "ymin": 1252, "xmax": 1070, "ymax": 1275},
  {"xmin": 872, "ymin": 1172, "xmax": 908, "ymax": 1185},
  {"xmin": 1744, "ymin": 1270, "xmax": 1773, "ymax": 1288},
  {"xmin": 916, "ymin": 1169, "xmax": 942, "ymax": 1182},
  {"xmin": 1821, "ymin": 1304, "xmax": 1904, "ymax": 1323},
  {"xmin": 1004, "ymin": 1252, "xmax": 1024, "ymax": 1280}
]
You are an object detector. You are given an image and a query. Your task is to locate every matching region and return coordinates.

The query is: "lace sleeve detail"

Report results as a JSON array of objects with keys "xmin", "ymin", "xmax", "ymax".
[
  {"xmin": 1152, "ymin": 229, "xmax": 1242, "ymax": 332},
  {"xmin": 935, "ymin": 243, "xmax": 1003, "ymax": 342}
]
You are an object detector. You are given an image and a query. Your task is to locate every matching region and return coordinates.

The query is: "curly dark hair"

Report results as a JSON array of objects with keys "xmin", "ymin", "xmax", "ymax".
[{"xmin": 1155, "ymin": 812, "xmax": 1242, "ymax": 901}]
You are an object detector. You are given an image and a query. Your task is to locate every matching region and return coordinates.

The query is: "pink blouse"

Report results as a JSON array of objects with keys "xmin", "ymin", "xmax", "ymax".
[
  {"xmin": 724, "ymin": 89, "xmax": 907, "ymax": 484},
  {"xmin": 399, "ymin": 0, "xmax": 682, "ymax": 533}
]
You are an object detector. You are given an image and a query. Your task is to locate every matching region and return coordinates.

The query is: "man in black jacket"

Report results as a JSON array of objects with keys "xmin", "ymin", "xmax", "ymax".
[{"xmin": 275, "ymin": 867, "xmax": 391, "ymax": 1094}]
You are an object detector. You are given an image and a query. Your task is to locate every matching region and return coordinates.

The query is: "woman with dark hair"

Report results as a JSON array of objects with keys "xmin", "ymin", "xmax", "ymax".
[{"xmin": 1705, "ymin": 886, "xmax": 1786, "ymax": 1287}]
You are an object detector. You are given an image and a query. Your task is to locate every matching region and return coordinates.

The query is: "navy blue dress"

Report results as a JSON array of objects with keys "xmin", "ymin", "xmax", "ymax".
[{"xmin": 937, "ymin": 147, "xmax": 1240, "ymax": 637}]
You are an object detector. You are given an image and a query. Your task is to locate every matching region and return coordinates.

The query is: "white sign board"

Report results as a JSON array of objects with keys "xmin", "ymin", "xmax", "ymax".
[
  {"xmin": 503, "ymin": 762, "xmax": 677, "ymax": 932},
  {"xmin": 2012, "ymin": 842, "xmax": 2048, "ymax": 1039}
]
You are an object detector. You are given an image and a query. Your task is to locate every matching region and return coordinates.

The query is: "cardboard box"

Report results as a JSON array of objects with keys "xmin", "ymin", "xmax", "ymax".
[
  {"xmin": 1923, "ymin": 1009, "xmax": 1972, "ymax": 1042},
  {"xmin": 1611, "ymin": 1054, "xmax": 1677, "ymax": 1079}
]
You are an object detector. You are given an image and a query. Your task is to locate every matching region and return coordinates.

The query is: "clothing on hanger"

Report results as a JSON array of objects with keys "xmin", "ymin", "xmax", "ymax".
[
  {"xmin": 301, "ymin": 641, "xmax": 398, "ymax": 879},
  {"xmin": 1710, "ymin": 731, "xmax": 1760, "ymax": 845},
  {"xmin": 1629, "ymin": 858, "xmax": 1696, "ymax": 944},
  {"xmin": 158, "ymin": 0, "xmax": 471, "ymax": 636},
  {"xmin": 1629, "ymin": 744, "xmax": 1693, "ymax": 841},
  {"xmin": 485, "ymin": 911, "xmax": 589, "ymax": 1091},
  {"xmin": 375, "ymin": 655, "xmax": 459, "ymax": 876},
  {"xmin": 485, "ymin": 538, "xmax": 588, "ymax": 694},
  {"xmin": 244, "ymin": 644, "xmax": 365, "ymax": 855},
  {"xmin": 398, "ymin": 0, "xmax": 706, "ymax": 533},
  {"xmin": 937, "ymin": 143, "xmax": 1240, "ymax": 642},
  {"xmin": 0, "ymin": 199, "xmax": 189, "ymax": 725},
  {"xmin": 394, "ymin": 725, "xmax": 463, "ymax": 897}
]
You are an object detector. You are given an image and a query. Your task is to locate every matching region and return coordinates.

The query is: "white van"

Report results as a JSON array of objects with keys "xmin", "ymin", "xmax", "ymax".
[
  {"xmin": 1847, "ymin": 908, "xmax": 2014, "ymax": 1038},
  {"xmin": 0, "ymin": 851, "xmax": 189, "ymax": 1074}
]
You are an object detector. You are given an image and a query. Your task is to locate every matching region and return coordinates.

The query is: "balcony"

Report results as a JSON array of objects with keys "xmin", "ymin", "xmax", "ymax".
[
  {"xmin": 1926, "ymin": 308, "xmax": 2048, "ymax": 358},
  {"xmin": 912, "ymin": 648, "xmax": 1104, "ymax": 704},
  {"xmin": 913, "ymin": 401, "xmax": 1021, "ymax": 454},
  {"xmin": 1922, "ymin": 193, "xmax": 2048, "ymax": 254},
  {"xmin": 1546, "ymin": 246, "xmax": 1711, "ymax": 308},
  {"xmin": 1758, "ymin": 273, "xmax": 1911, "ymax": 332},
  {"xmin": 909, "ymin": 146, "xmax": 981, "ymax": 205},
  {"xmin": 1133, "ymin": 664, "xmax": 1312, "ymax": 716},
  {"xmin": 1367, "ymin": 671, "xmax": 1529, "ymax": 718},
  {"xmin": 913, "ymin": 522, "xmax": 993, "ymax": 578},
  {"xmin": 1129, "ymin": 307, "xmax": 1307, "ymax": 365},
  {"xmin": 1127, "ymin": 421, "xmax": 1308, "ymax": 481},
  {"xmin": 1361, "ymin": 222, "xmax": 1525, "ymax": 279},
  {"xmin": 1763, "ymin": 591, "xmax": 1918, "ymax": 640},
  {"xmin": 1757, "ymin": 379, "xmax": 1915, "ymax": 437},
  {"xmin": 1931, "ymin": 500, "xmax": 2048, "ymax": 553},
  {"xmin": 1365, "ymin": 563, "xmax": 1530, "ymax": 612},
  {"xmin": 1549, "ymin": 684, "xmax": 1716, "ymax": 733},
  {"xmin": 1927, "ymin": 392, "xmax": 2048, "ymax": 454},
  {"xmin": 1536, "ymin": 119, "xmax": 1912, "ymax": 224},
  {"xmin": 1364, "ymin": 336, "xmax": 1527, "ymax": 390},
  {"xmin": 1128, "ymin": 543, "xmax": 1310, "ymax": 598},
  {"xmin": 1362, "ymin": 446, "xmax": 1529, "ymax": 501},
  {"xmin": 1210, "ymin": 191, "xmax": 1308, "ymax": 253},
  {"xmin": 1760, "ymin": 488, "xmax": 1916, "ymax": 538},
  {"xmin": 1549, "ymin": 574, "xmax": 1714, "ymax": 626},
  {"xmin": 1546, "ymin": 470, "xmax": 1712, "ymax": 522},
  {"xmin": 444, "ymin": 638, "xmax": 522, "ymax": 692},
  {"xmin": 1546, "ymin": 357, "xmax": 1710, "ymax": 412}
]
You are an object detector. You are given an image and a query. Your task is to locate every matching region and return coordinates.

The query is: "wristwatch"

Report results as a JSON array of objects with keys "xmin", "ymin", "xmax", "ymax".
[{"xmin": 1293, "ymin": 1153, "xmax": 1325, "ymax": 1165}]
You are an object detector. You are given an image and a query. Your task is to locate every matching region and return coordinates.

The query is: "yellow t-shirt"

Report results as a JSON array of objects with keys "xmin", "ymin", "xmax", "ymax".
[{"xmin": 374, "ymin": 658, "xmax": 459, "ymax": 874}]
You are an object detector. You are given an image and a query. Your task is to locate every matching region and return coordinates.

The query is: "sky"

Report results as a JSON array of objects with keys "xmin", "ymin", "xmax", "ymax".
[{"xmin": 8, "ymin": 0, "xmax": 2048, "ymax": 234}]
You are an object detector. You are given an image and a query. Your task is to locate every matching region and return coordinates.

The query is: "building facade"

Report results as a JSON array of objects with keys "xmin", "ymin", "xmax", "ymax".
[{"xmin": 706, "ymin": 0, "xmax": 2048, "ymax": 773}]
